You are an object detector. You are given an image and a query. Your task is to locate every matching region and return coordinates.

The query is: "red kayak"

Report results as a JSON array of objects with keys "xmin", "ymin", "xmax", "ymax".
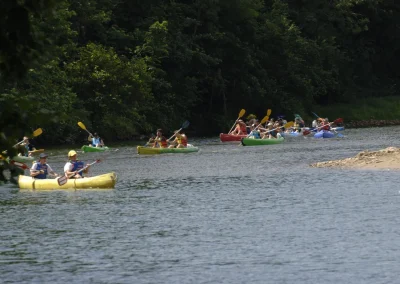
[{"xmin": 220, "ymin": 133, "xmax": 248, "ymax": 142}]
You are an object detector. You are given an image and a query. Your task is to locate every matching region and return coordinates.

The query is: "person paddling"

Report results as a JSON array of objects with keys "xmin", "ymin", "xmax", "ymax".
[
  {"xmin": 64, "ymin": 150, "xmax": 90, "ymax": 179},
  {"xmin": 169, "ymin": 130, "xmax": 188, "ymax": 148},
  {"xmin": 19, "ymin": 136, "xmax": 37, "ymax": 157},
  {"xmin": 88, "ymin": 133, "xmax": 105, "ymax": 147},
  {"xmin": 153, "ymin": 129, "xmax": 168, "ymax": 148},
  {"xmin": 30, "ymin": 153, "xmax": 59, "ymax": 179},
  {"xmin": 231, "ymin": 119, "xmax": 247, "ymax": 135}
]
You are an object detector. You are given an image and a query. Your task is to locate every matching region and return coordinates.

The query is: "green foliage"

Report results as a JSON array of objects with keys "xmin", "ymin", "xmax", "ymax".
[{"xmin": 1, "ymin": 0, "xmax": 400, "ymax": 166}]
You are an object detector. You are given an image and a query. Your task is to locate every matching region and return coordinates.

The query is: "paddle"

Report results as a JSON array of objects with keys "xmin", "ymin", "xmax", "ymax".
[
  {"xmin": 57, "ymin": 159, "xmax": 101, "ymax": 186},
  {"xmin": 265, "ymin": 109, "xmax": 272, "ymax": 121},
  {"xmin": 228, "ymin": 109, "xmax": 246, "ymax": 134},
  {"xmin": 77, "ymin": 121, "xmax": 93, "ymax": 136},
  {"xmin": 12, "ymin": 128, "xmax": 43, "ymax": 147},
  {"xmin": 9, "ymin": 160, "xmax": 29, "ymax": 170},
  {"xmin": 167, "ymin": 120, "xmax": 190, "ymax": 141},
  {"xmin": 28, "ymin": 149, "xmax": 45, "ymax": 155},
  {"xmin": 311, "ymin": 111, "xmax": 320, "ymax": 118},
  {"xmin": 245, "ymin": 115, "xmax": 270, "ymax": 138}
]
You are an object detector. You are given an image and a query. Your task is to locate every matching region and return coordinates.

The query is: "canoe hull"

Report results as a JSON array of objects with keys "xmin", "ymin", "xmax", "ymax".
[
  {"xmin": 314, "ymin": 130, "xmax": 335, "ymax": 138},
  {"xmin": 11, "ymin": 155, "xmax": 35, "ymax": 163},
  {"xmin": 282, "ymin": 132, "xmax": 302, "ymax": 138},
  {"xmin": 219, "ymin": 133, "xmax": 247, "ymax": 142},
  {"xmin": 137, "ymin": 145, "xmax": 199, "ymax": 155},
  {"xmin": 18, "ymin": 172, "xmax": 117, "ymax": 190},
  {"xmin": 241, "ymin": 137, "xmax": 284, "ymax": 146},
  {"xmin": 81, "ymin": 145, "xmax": 109, "ymax": 152}
]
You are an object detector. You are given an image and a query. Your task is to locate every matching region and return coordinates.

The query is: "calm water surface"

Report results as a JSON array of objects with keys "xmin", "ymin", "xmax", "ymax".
[{"xmin": 1, "ymin": 127, "xmax": 400, "ymax": 283}]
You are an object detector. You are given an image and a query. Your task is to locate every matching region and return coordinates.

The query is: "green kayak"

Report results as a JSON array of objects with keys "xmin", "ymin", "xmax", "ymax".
[
  {"xmin": 81, "ymin": 145, "xmax": 110, "ymax": 152},
  {"xmin": 241, "ymin": 137, "xmax": 285, "ymax": 146},
  {"xmin": 137, "ymin": 145, "xmax": 199, "ymax": 155},
  {"xmin": 11, "ymin": 155, "xmax": 35, "ymax": 163}
]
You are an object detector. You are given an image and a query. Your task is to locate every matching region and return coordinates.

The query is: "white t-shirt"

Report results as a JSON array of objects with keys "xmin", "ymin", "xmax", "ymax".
[
  {"xmin": 64, "ymin": 162, "xmax": 74, "ymax": 173},
  {"xmin": 30, "ymin": 162, "xmax": 54, "ymax": 173},
  {"xmin": 312, "ymin": 120, "xmax": 318, "ymax": 128}
]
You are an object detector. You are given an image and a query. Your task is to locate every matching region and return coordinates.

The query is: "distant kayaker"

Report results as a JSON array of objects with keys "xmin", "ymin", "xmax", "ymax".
[
  {"xmin": 20, "ymin": 136, "xmax": 37, "ymax": 157},
  {"xmin": 168, "ymin": 130, "xmax": 188, "ymax": 148},
  {"xmin": 153, "ymin": 129, "xmax": 168, "ymax": 148},
  {"xmin": 88, "ymin": 133, "xmax": 105, "ymax": 147},
  {"xmin": 64, "ymin": 150, "xmax": 89, "ymax": 179},
  {"xmin": 30, "ymin": 153, "xmax": 59, "ymax": 179},
  {"xmin": 231, "ymin": 119, "xmax": 247, "ymax": 135}
]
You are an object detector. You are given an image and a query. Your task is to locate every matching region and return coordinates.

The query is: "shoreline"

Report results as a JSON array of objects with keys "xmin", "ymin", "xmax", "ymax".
[
  {"xmin": 345, "ymin": 119, "xmax": 400, "ymax": 128},
  {"xmin": 310, "ymin": 147, "xmax": 400, "ymax": 170}
]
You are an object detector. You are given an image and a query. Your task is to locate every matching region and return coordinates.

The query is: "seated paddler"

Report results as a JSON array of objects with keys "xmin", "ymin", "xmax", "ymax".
[
  {"xmin": 230, "ymin": 119, "xmax": 247, "ymax": 135},
  {"xmin": 169, "ymin": 130, "xmax": 188, "ymax": 148},
  {"xmin": 88, "ymin": 132, "xmax": 105, "ymax": 147},
  {"xmin": 30, "ymin": 153, "xmax": 59, "ymax": 179},
  {"xmin": 153, "ymin": 129, "xmax": 168, "ymax": 148},
  {"xmin": 64, "ymin": 150, "xmax": 90, "ymax": 179}
]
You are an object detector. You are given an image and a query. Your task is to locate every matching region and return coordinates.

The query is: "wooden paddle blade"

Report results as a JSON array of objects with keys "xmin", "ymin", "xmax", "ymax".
[
  {"xmin": 266, "ymin": 109, "xmax": 272, "ymax": 116},
  {"xmin": 29, "ymin": 149, "xmax": 45, "ymax": 154},
  {"xmin": 260, "ymin": 115, "xmax": 269, "ymax": 125},
  {"xmin": 284, "ymin": 121, "xmax": 294, "ymax": 128},
  {"xmin": 33, "ymin": 128, "xmax": 43, "ymax": 137},
  {"xmin": 182, "ymin": 120, "xmax": 190, "ymax": 129},
  {"xmin": 77, "ymin": 121, "xmax": 87, "ymax": 131},
  {"xmin": 239, "ymin": 109, "xmax": 246, "ymax": 118},
  {"xmin": 57, "ymin": 175, "xmax": 68, "ymax": 186}
]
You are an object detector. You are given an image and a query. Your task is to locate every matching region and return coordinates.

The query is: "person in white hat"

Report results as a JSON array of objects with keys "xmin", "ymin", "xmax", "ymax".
[
  {"xmin": 30, "ymin": 153, "xmax": 59, "ymax": 179},
  {"xmin": 64, "ymin": 150, "xmax": 89, "ymax": 179}
]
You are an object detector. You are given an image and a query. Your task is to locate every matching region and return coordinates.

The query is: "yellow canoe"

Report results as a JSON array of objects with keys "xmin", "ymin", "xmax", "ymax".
[{"xmin": 18, "ymin": 172, "xmax": 117, "ymax": 190}]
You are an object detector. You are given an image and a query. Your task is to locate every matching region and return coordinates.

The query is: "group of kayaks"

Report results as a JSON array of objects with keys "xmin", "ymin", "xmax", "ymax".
[
  {"xmin": 220, "ymin": 127, "xmax": 345, "ymax": 142},
  {"xmin": 8, "ymin": 116, "xmax": 344, "ymax": 190}
]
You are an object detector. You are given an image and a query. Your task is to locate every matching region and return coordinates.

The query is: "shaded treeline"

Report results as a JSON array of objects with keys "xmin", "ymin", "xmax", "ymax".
[{"xmin": 1, "ymin": 0, "xmax": 400, "ymax": 149}]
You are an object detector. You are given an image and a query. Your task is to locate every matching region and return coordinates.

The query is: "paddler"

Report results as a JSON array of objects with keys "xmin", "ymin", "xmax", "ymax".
[
  {"xmin": 30, "ymin": 153, "xmax": 59, "ymax": 179},
  {"xmin": 19, "ymin": 136, "xmax": 37, "ymax": 157},
  {"xmin": 231, "ymin": 119, "xmax": 247, "ymax": 135},
  {"xmin": 88, "ymin": 132, "xmax": 105, "ymax": 147},
  {"xmin": 153, "ymin": 129, "xmax": 168, "ymax": 148},
  {"xmin": 168, "ymin": 130, "xmax": 188, "ymax": 148},
  {"xmin": 64, "ymin": 150, "xmax": 90, "ymax": 179}
]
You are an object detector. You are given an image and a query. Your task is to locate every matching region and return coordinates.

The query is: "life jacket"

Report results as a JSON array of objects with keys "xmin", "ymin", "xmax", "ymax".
[
  {"xmin": 155, "ymin": 136, "xmax": 168, "ymax": 148},
  {"xmin": 178, "ymin": 135, "xmax": 188, "ymax": 147},
  {"xmin": 34, "ymin": 162, "xmax": 48, "ymax": 179},
  {"xmin": 71, "ymin": 160, "xmax": 85, "ymax": 177},
  {"xmin": 92, "ymin": 137, "xmax": 101, "ymax": 147},
  {"xmin": 250, "ymin": 131, "xmax": 260, "ymax": 139},
  {"xmin": 240, "ymin": 123, "xmax": 247, "ymax": 134}
]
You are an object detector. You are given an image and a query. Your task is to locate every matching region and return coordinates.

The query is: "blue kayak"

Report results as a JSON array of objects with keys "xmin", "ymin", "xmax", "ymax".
[
  {"xmin": 314, "ymin": 130, "xmax": 335, "ymax": 138},
  {"xmin": 307, "ymin": 126, "xmax": 345, "ymax": 132},
  {"xmin": 282, "ymin": 132, "xmax": 303, "ymax": 138}
]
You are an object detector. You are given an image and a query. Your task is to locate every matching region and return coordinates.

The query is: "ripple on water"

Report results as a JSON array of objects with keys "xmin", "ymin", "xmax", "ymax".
[{"xmin": 1, "ymin": 128, "xmax": 400, "ymax": 283}]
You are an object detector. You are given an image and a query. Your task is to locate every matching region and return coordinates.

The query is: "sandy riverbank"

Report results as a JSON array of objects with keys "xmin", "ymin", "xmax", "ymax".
[{"xmin": 310, "ymin": 147, "xmax": 400, "ymax": 170}]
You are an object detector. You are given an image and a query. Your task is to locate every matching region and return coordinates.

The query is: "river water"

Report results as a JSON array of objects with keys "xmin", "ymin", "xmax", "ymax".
[{"xmin": 1, "ymin": 127, "xmax": 399, "ymax": 283}]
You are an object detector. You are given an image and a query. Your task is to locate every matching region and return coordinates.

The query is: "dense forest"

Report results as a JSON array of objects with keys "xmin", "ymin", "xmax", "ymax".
[{"xmin": 1, "ymin": 0, "xmax": 400, "ymax": 153}]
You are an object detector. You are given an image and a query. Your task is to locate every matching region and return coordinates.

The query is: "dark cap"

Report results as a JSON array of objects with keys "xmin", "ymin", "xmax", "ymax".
[{"xmin": 39, "ymin": 153, "xmax": 48, "ymax": 159}]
